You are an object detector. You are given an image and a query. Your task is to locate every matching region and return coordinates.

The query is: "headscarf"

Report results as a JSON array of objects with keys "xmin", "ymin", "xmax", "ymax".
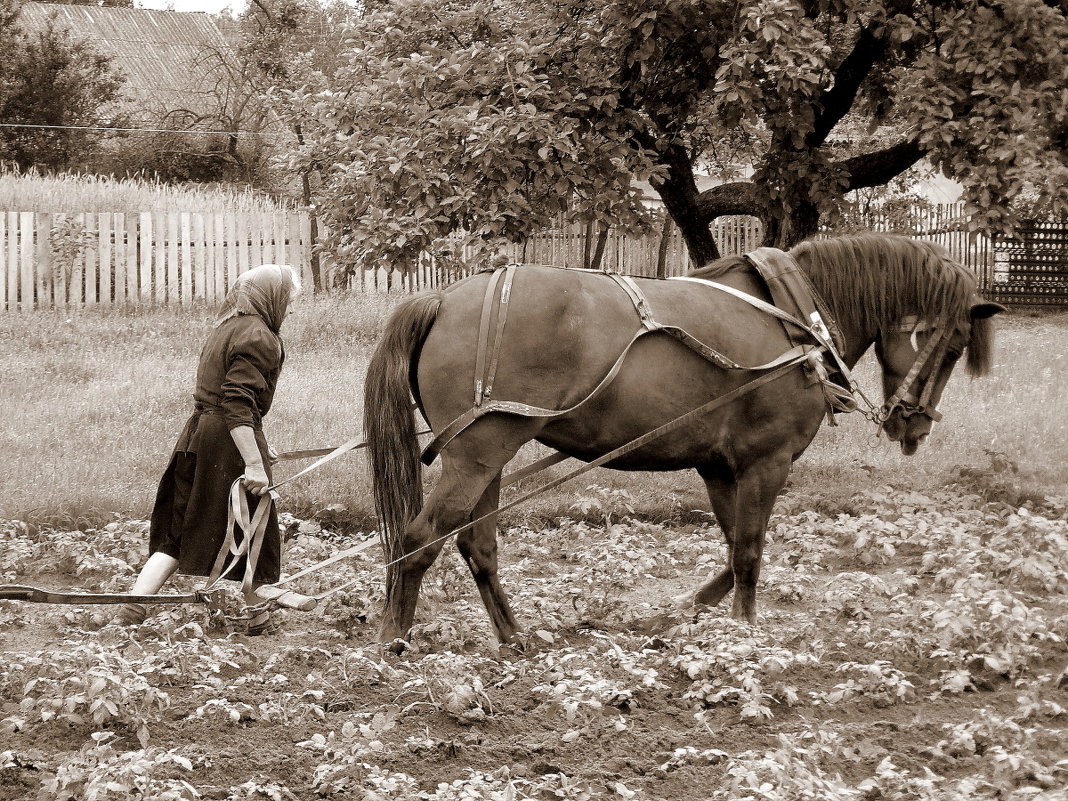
[{"xmin": 215, "ymin": 264, "xmax": 301, "ymax": 333}]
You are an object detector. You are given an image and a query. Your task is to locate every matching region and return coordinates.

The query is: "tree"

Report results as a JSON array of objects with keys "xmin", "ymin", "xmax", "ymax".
[
  {"xmin": 291, "ymin": 0, "xmax": 1068, "ymax": 271},
  {"xmin": 208, "ymin": 0, "xmax": 373, "ymax": 289},
  {"xmin": 0, "ymin": 0, "xmax": 124, "ymax": 172}
]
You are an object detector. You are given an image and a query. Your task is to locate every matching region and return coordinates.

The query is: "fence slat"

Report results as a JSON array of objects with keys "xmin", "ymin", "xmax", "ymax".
[
  {"xmin": 193, "ymin": 213, "xmax": 206, "ymax": 301},
  {"xmin": 112, "ymin": 213, "xmax": 126, "ymax": 305},
  {"xmin": 99, "ymin": 214, "xmax": 112, "ymax": 306},
  {"xmin": 226, "ymin": 212, "xmax": 238, "ymax": 290},
  {"xmin": 213, "ymin": 214, "xmax": 226, "ymax": 301},
  {"xmin": 180, "ymin": 212, "xmax": 192, "ymax": 305},
  {"xmin": 0, "ymin": 215, "xmax": 5, "ymax": 312},
  {"xmin": 139, "ymin": 213, "xmax": 152, "ymax": 304},
  {"xmin": 83, "ymin": 214, "xmax": 97, "ymax": 305},
  {"xmin": 6, "ymin": 213, "xmax": 16, "ymax": 310},
  {"xmin": 167, "ymin": 213, "xmax": 179, "ymax": 305},
  {"xmin": 18, "ymin": 213, "xmax": 33, "ymax": 309}
]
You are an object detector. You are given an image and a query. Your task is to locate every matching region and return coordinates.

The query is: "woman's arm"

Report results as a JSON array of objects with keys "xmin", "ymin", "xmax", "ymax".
[{"xmin": 231, "ymin": 425, "xmax": 270, "ymax": 495}]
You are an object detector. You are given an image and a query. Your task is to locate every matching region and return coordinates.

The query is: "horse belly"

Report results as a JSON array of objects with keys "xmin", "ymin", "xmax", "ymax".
[{"xmin": 535, "ymin": 335, "xmax": 826, "ymax": 472}]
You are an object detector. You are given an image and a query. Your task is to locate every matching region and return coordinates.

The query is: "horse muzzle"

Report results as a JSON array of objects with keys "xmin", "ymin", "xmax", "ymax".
[{"xmin": 881, "ymin": 402, "xmax": 940, "ymax": 455}]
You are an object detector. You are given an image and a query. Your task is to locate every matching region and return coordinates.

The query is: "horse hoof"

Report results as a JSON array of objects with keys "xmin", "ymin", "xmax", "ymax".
[
  {"xmin": 378, "ymin": 637, "xmax": 410, "ymax": 656},
  {"xmin": 498, "ymin": 638, "xmax": 526, "ymax": 657}
]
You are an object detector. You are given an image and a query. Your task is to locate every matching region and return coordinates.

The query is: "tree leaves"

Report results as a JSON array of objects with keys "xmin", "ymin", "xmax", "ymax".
[{"xmin": 286, "ymin": 0, "xmax": 1068, "ymax": 271}]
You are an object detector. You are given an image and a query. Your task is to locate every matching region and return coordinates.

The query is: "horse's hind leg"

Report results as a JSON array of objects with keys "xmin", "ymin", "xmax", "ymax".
[
  {"xmin": 456, "ymin": 475, "xmax": 519, "ymax": 644},
  {"xmin": 379, "ymin": 419, "xmax": 536, "ymax": 647}
]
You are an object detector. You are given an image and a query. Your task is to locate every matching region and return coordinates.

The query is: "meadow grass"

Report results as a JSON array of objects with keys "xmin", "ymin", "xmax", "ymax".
[
  {"xmin": 0, "ymin": 169, "xmax": 292, "ymax": 213},
  {"xmin": 0, "ymin": 299, "xmax": 1064, "ymax": 531}
]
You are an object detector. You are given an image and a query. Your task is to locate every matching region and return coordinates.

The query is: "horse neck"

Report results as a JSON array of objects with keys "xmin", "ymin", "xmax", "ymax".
[{"xmin": 805, "ymin": 278, "xmax": 879, "ymax": 369}]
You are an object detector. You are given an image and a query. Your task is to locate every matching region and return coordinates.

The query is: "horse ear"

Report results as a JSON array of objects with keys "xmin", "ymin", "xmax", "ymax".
[{"xmin": 970, "ymin": 301, "xmax": 1006, "ymax": 320}]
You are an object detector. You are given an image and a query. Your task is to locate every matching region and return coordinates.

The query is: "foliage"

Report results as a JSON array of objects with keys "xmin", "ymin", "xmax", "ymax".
[
  {"xmin": 3, "ymin": 475, "xmax": 1068, "ymax": 799},
  {"xmin": 288, "ymin": 0, "xmax": 1068, "ymax": 271},
  {"xmin": 2, "ymin": 641, "xmax": 171, "ymax": 747},
  {"xmin": 0, "ymin": 0, "xmax": 124, "ymax": 172},
  {"xmin": 42, "ymin": 733, "xmax": 200, "ymax": 801}
]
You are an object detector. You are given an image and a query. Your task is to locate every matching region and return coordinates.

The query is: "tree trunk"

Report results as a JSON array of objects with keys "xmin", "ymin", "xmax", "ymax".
[
  {"xmin": 762, "ymin": 199, "xmax": 820, "ymax": 249},
  {"xmin": 656, "ymin": 214, "xmax": 673, "ymax": 278},
  {"xmin": 301, "ymin": 172, "xmax": 322, "ymax": 293},
  {"xmin": 651, "ymin": 142, "xmax": 721, "ymax": 267},
  {"xmin": 589, "ymin": 223, "xmax": 610, "ymax": 270}
]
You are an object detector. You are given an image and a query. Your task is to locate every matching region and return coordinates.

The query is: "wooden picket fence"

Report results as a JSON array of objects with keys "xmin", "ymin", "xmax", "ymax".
[
  {"xmin": 0, "ymin": 211, "xmax": 316, "ymax": 311},
  {"xmin": 4, "ymin": 202, "xmax": 1063, "ymax": 310},
  {"xmin": 500, "ymin": 216, "xmax": 762, "ymax": 276}
]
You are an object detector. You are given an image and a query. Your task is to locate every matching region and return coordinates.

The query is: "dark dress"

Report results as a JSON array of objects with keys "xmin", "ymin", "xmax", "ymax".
[{"xmin": 149, "ymin": 314, "xmax": 285, "ymax": 584}]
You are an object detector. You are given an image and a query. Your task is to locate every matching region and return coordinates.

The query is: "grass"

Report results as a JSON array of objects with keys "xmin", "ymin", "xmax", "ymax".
[
  {"xmin": 0, "ymin": 168, "xmax": 293, "ymax": 213},
  {"xmin": 0, "ymin": 298, "xmax": 1064, "ymax": 531}
]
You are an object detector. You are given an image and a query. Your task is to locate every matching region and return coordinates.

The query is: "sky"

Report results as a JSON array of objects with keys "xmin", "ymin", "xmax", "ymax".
[{"xmin": 136, "ymin": 0, "xmax": 248, "ymax": 15}]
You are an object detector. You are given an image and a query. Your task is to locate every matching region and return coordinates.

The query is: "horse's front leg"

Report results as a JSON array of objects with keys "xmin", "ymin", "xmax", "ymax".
[
  {"xmin": 457, "ymin": 475, "xmax": 519, "ymax": 644},
  {"xmin": 729, "ymin": 455, "xmax": 792, "ymax": 623},
  {"xmin": 684, "ymin": 468, "xmax": 737, "ymax": 608}
]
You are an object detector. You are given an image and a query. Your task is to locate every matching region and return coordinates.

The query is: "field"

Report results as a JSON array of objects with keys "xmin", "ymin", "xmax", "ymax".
[{"xmin": 1, "ymin": 300, "xmax": 1066, "ymax": 800}]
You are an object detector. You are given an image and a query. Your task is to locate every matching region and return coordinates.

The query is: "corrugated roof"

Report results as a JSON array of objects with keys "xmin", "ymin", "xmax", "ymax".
[{"xmin": 18, "ymin": 3, "xmax": 235, "ymax": 124}]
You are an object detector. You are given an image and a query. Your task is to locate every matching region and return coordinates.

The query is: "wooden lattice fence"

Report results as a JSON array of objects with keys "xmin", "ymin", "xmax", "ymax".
[{"xmin": 985, "ymin": 220, "xmax": 1068, "ymax": 307}]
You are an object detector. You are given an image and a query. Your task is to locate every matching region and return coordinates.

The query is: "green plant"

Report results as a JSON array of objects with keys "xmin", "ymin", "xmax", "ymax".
[
  {"xmin": 41, "ymin": 733, "xmax": 199, "ymax": 801},
  {"xmin": 5, "ymin": 642, "xmax": 170, "ymax": 746}
]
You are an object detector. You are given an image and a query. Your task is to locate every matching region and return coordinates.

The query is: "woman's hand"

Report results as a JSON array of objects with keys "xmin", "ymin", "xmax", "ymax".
[
  {"xmin": 243, "ymin": 463, "xmax": 270, "ymax": 496},
  {"xmin": 229, "ymin": 426, "xmax": 272, "ymax": 496}
]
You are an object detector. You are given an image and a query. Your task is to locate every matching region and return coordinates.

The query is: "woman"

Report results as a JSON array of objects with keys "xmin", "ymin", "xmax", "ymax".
[{"xmin": 115, "ymin": 264, "xmax": 301, "ymax": 634}]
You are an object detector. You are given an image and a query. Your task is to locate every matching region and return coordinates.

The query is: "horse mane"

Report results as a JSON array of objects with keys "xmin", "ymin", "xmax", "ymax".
[{"xmin": 688, "ymin": 233, "xmax": 993, "ymax": 377}]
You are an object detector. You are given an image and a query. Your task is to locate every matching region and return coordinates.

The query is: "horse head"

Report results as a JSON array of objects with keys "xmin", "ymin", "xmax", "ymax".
[{"xmin": 875, "ymin": 299, "xmax": 1004, "ymax": 455}]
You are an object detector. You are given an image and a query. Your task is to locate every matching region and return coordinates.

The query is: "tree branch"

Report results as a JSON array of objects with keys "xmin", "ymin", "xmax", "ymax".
[
  {"xmin": 838, "ymin": 139, "xmax": 927, "ymax": 191},
  {"xmin": 695, "ymin": 181, "xmax": 762, "ymax": 219},
  {"xmin": 807, "ymin": 26, "xmax": 888, "ymax": 149}
]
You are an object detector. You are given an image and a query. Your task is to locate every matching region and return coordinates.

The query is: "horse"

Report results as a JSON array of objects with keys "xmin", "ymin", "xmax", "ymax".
[{"xmin": 362, "ymin": 233, "xmax": 1004, "ymax": 647}]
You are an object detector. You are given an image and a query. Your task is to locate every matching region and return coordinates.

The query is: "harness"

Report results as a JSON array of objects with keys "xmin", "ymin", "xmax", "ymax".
[
  {"xmin": 878, "ymin": 315, "xmax": 952, "ymax": 424},
  {"xmin": 422, "ymin": 250, "xmax": 859, "ymax": 467}
]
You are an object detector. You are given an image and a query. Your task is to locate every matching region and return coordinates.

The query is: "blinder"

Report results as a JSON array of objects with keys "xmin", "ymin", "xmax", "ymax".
[{"xmin": 878, "ymin": 315, "xmax": 950, "ymax": 425}]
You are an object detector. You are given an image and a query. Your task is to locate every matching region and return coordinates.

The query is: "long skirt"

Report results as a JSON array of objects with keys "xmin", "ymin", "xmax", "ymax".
[{"xmin": 149, "ymin": 411, "xmax": 281, "ymax": 585}]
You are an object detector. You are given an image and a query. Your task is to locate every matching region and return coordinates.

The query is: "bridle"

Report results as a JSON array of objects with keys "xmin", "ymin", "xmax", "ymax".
[{"xmin": 877, "ymin": 314, "xmax": 955, "ymax": 425}]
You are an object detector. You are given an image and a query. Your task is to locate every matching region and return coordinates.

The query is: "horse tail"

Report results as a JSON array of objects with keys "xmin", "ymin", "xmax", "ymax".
[{"xmin": 364, "ymin": 291, "xmax": 443, "ymax": 567}]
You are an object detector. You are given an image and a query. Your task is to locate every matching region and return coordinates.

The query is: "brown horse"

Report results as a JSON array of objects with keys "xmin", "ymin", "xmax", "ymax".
[{"xmin": 362, "ymin": 233, "xmax": 1003, "ymax": 646}]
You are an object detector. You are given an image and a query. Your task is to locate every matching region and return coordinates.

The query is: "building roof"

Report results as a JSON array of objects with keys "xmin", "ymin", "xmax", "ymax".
[{"xmin": 18, "ymin": 3, "xmax": 234, "ymax": 125}]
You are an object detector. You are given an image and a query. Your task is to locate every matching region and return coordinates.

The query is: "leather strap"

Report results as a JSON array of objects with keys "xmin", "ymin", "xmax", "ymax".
[
  {"xmin": 421, "ymin": 264, "xmax": 857, "ymax": 465},
  {"xmin": 880, "ymin": 319, "xmax": 948, "ymax": 423},
  {"xmin": 483, "ymin": 265, "xmax": 517, "ymax": 402},
  {"xmin": 473, "ymin": 267, "xmax": 508, "ymax": 405},
  {"xmin": 204, "ymin": 478, "xmax": 277, "ymax": 594}
]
